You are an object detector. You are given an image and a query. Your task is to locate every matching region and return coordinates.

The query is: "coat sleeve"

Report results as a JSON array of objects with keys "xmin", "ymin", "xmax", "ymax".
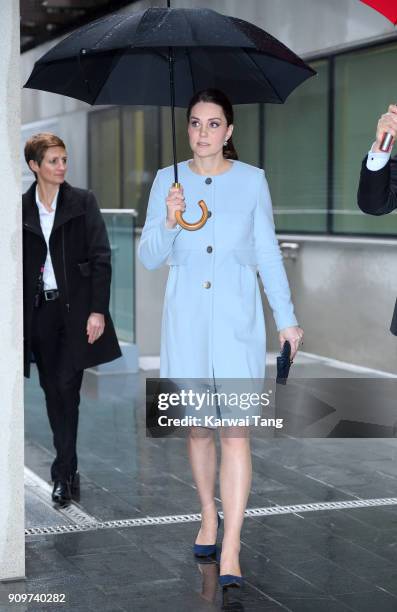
[
  {"xmin": 357, "ymin": 155, "xmax": 397, "ymax": 215},
  {"xmin": 85, "ymin": 191, "xmax": 112, "ymax": 314},
  {"xmin": 254, "ymin": 170, "xmax": 298, "ymax": 331},
  {"xmin": 138, "ymin": 171, "xmax": 182, "ymax": 270}
]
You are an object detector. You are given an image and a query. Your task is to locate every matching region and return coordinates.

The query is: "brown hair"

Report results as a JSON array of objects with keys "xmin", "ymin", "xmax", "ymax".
[
  {"xmin": 24, "ymin": 133, "xmax": 66, "ymax": 176},
  {"xmin": 186, "ymin": 89, "xmax": 238, "ymax": 160}
]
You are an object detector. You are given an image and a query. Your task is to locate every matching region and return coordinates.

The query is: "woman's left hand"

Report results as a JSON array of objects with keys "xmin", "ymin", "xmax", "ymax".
[
  {"xmin": 87, "ymin": 313, "xmax": 105, "ymax": 344},
  {"xmin": 279, "ymin": 326, "xmax": 304, "ymax": 361}
]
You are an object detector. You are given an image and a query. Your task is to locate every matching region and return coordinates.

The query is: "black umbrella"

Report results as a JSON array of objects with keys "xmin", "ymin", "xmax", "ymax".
[{"xmin": 24, "ymin": 2, "xmax": 316, "ymax": 230}]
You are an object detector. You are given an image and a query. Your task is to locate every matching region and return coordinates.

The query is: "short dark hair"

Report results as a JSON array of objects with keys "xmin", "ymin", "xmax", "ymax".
[
  {"xmin": 186, "ymin": 89, "xmax": 238, "ymax": 160},
  {"xmin": 24, "ymin": 133, "xmax": 66, "ymax": 175}
]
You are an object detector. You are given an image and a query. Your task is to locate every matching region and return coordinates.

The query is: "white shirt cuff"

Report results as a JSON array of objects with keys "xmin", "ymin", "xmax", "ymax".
[{"xmin": 366, "ymin": 143, "xmax": 390, "ymax": 171}]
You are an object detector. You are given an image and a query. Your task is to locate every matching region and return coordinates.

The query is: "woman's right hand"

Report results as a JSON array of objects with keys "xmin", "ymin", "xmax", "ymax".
[
  {"xmin": 166, "ymin": 184, "xmax": 186, "ymax": 229},
  {"xmin": 373, "ymin": 104, "xmax": 397, "ymax": 152}
]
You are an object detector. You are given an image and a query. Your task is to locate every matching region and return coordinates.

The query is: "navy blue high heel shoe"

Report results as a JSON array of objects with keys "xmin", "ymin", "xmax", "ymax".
[
  {"xmin": 218, "ymin": 547, "xmax": 243, "ymax": 588},
  {"xmin": 193, "ymin": 512, "xmax": 221, "ymax": 558},
  {"xmin": 218, "ymin": 574, "xmax": 243, "ymax": 588}
]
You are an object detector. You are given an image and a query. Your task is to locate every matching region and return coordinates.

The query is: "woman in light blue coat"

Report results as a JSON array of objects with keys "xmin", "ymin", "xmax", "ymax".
[{"xmin": 139, "ymin": 89, "xmax": 303, "ymax": 587}]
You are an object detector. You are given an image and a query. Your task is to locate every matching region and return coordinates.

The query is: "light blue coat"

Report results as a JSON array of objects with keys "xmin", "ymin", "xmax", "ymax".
[{"xmin": 138, "ymin": 159, "xmax": 298, "ymax": 379}]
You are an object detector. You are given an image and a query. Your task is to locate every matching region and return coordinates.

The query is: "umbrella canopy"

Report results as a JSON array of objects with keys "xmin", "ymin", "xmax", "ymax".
[
  {"xmin": 360, "ymin": 0, "xmax": 396, "ymax": 151},
  {"xmin": 360, "ymin": 0, "xmax": 397, "ymax": 24},
  {"xmin": 24, "ymin": 7, "xmax": 315, "ymax": 107},
  {"xmin": 24, "ymin": 6, "xmax": 316, "ymax": 230}
]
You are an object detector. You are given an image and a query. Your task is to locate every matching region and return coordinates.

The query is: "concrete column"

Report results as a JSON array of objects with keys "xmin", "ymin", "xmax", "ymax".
[{"xmin": 0, "ymin": 1, "xmax": 25, "ymax": 581}]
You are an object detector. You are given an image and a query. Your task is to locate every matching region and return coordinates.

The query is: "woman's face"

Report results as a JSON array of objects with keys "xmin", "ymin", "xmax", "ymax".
[
  {"xmin": 29, "ymin": 146, "xmax": 67, "ymax": 186},
  {"xmin": 188, "ymin": 102, "xmax": 233, "ymax": 159}
]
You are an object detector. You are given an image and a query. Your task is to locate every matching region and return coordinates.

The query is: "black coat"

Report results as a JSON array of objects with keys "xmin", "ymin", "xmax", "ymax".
[
  {"xmin": 357, "ymin": 155, "xmax": 397, "ymax": 335},
  {"xmin": 23, "ymin": 181, "xmax": 122, "ymax": 377}
]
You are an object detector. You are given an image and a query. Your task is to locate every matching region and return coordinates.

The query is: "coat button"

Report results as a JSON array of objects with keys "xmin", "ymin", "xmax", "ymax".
[
  {"xmin": 205, "ymin": 177, "xmax": 212, "ymax": 185},
  {"xmin": 203, "ymin": 281, "xmax": 211, "ymax": 289},
  {"xmin": 206, "ymin": 246, "xmax": 213, "ymax": 253},
  {"xmin": 207, "ymin": 211, "xmax": 212, "ymax": 218}
]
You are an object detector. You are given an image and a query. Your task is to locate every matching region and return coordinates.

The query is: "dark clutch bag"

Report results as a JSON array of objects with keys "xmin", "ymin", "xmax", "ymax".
[{"xmin": 276, "ymin": 340, "xmax": 293, "ymax": 385}]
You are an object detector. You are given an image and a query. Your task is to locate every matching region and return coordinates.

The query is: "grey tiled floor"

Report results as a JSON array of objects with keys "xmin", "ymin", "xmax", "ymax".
[{"xmin": 4, "ymin": 356, "xmax": 397, "ymax": 611}]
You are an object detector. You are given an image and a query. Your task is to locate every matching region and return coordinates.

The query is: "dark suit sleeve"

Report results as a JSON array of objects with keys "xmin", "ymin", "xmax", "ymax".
[
  {"xmin": 357, "ymin": 155, "xmax": 397, "ymax": 215},
  {"xmin": 85, "ymin": 191, "xmax": 112, "ymax": 314}
]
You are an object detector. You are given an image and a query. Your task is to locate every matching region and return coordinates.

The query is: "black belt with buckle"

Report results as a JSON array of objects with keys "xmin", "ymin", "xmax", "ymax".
[{"xmin": 43, "ymin": 289, "xmax": 59, "ymax": 301}]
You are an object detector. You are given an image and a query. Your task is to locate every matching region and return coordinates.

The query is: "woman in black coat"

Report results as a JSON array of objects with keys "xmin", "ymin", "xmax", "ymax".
[{"xmin": 23, "ymin": 132, "xmax": 121, "ymax": 504}]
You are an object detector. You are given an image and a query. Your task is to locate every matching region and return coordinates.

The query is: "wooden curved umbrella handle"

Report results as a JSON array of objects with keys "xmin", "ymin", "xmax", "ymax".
[
  {"xmin": 175, "ymin": 199, "xmax": 209, "ymax": 231},
  {"xmin": 172, "ymin": 182, "xmax": 209, "ymax": 231}
]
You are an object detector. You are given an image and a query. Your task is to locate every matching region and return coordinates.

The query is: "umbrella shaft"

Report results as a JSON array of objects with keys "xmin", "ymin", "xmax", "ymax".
[{"xmin": 168, "ymin": 46, "xmax": 178, "ymax": 183}]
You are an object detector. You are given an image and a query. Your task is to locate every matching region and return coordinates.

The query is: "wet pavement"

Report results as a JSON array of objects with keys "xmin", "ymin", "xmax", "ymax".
[{"xmin": 2, "ymin": 354, "xmax": 397, "ymax": 611}]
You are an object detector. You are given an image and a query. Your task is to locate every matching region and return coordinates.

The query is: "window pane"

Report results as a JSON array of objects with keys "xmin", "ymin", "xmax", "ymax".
[
  {"xmin": 89, "ymin": 108, "xmax": 121, "ymax": 209},
  {"xmin": 161, "ymin": 106, "xmax": 192, "ymax": 169},
  {"xmin": 122, "ymin": 106, "xmax": 160, "ymax": 227},
  {"xmin": 233, "ymin": 104, "xmax": 260, "ymax": 166},
  {"xmin": 264, "ymin": 60, "xmax": 328, "ymax": 232},
  {"xmin": 103, "ymin": 213, "xmax": 135, "ymax": 343},
  {"xmin": 334, "ymin": 44, "xmax": 397, "ymax": 234}
]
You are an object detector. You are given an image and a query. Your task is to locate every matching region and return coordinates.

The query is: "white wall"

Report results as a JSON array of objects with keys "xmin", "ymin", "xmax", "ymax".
[
  {"xmin": 281, "ymin": 236, "xmax": 397, "ymax": 373},
  {"xmin": 0, "ymin": 0, "xmax": 25, "ymax": 581}
]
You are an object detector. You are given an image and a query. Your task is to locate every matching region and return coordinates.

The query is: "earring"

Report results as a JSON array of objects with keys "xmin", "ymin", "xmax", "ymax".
[{"xmin": 224, "ymin": 140, "xmax": 228, "ymax": 146}]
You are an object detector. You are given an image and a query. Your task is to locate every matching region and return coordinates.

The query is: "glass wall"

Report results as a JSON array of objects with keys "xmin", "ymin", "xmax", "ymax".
[
  {"xmin": 103, "ymin": 212, "xmax": 135, "ymax": 344},
  {"xmin": 264, "ymin": 60, "xmax": 329, "ymax": 232},
  {"xmin": 334, "ymin": 43, "xmax": 397, "ymax": 235},
  {"xmin": 89, "ymin": 108, "xmax": 121, "ymax": 209},
  {"xmin": 88, "ymin": 41, "xmax": 397, "ymax": 237},
  {"xmin": 122, "ymin": 106, "xmax": 160, "ymax": 227},
  {"xmin": 161, "ymin": 107, "xmax": 192, "ymax": 168},
  {"xmin": 233, "ymin": 104, "xmax": 260, "ymax": 167}
]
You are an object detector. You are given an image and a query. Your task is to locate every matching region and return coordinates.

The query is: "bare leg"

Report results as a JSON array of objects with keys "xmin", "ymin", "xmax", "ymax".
[
  {"xmin": 219, "ymin": 427, "xmax": 252, "ymax": 576},
  {"xmin": 187, "ymin": 426, "xmax": 218, "ymax": 544}
]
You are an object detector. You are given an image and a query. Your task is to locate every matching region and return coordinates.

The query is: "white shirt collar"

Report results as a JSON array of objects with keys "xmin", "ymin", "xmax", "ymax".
[{"xmin": 35, "ymin": 185, "xmax": 59, "ymax": 211}]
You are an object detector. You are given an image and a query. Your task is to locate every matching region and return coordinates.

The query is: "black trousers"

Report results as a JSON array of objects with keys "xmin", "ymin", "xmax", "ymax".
[{"xmin": 31, "ymin": 298, "xmax": 83, "ymax": 482}]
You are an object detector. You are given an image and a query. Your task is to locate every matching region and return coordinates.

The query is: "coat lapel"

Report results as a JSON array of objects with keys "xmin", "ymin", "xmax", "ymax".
[
  {"xmin": 23, "ymin": 181, "xmax": 86, "ymax": 237},
  {"xmin": 22, "ymin": 182, "xmax": 44, "ymax": 239},
  {"xmin": 52, "ymin": 181, "xmax": 85, "ymax": 232}
]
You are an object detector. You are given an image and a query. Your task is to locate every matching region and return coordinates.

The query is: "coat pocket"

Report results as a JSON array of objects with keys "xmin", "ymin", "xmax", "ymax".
[
  {"xmin": 77, "ymin": 261, "xmax": 92, "ymax": 277},
  {"xmin": 232, "ymin": 249, "xmax": 257, "ymax": 267},
  {"xmin": 167, "ymin": 251, "xmax": 190, "ymax": 266},
  {"xmin": 232, "ymin": 250, "xmax": 258, "ymax": 299}
]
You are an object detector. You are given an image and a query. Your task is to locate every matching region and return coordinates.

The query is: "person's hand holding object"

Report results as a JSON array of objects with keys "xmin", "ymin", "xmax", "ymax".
[
  {"xmin": 279, "ymin": 326, "xmax": 304, "ymax": 361},
  {"xmin": 373, "ymin": 104, "xmax": 397, "ymax": 153},
  {"xmin": 165, "ymin": 184, "xmax": 186, "ymax": 229},
  {"xmin": 87, "ymin": 313, "xmax": 105, "ymax": 344}
]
